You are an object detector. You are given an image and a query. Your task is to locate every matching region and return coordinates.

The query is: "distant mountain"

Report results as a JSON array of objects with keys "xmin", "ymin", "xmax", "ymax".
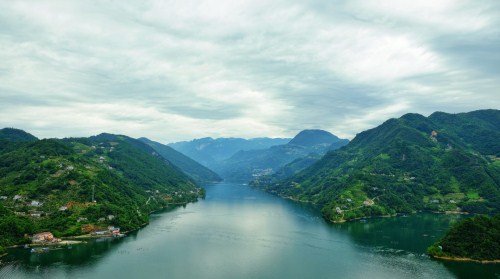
[
  {"xmin": 252, "ymin": 110, "xmax": 500, "ymax": 223},
  {"xmin": 288, "ymin": 129, "xmax": 347, "ymax": 147},
  {"xmin": 0, "ymin": 130, "xmax": 203, "ymax": 251},
  {"xmin": 139, "ymin": 137, "xmax": 221, "ymax": 184},
  {"xmin": 168, "ymin": 137, "xmax": 291, "ymax": 167},
  {"xmin": 0, "ymin": 128, "xmax": 38, "ymax": 142},
  {"xmin": 214, "ymin": 130, "xmax": 349, "ymax": 182}
]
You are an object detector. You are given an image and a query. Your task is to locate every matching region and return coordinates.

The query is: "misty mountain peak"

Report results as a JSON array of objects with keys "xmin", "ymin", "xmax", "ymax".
[{"xmin": 288, "ymin": 129, "xmax": 340, "ymax": 147}]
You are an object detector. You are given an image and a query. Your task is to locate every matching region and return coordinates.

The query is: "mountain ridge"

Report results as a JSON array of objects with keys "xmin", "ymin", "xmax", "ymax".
[
  {"xmin": 251, "ymin": 109, "xmax": 500, "ymax": 223},
  {"xmin": 139, "ymin": 137, "xmax": 222, "ymax": 184},
  {"xmin": 288, "ymin": 129, "xmax": 346, "ymax": 147},
  {"xmin": 213, "ymin": 130, "xmax": 349, "ymax": 182},
  {"xmin": 0, "ymin": 129, "xmax": 203, "ymax": 251},
  {"xmin": 168, "ymin": 137, "xmax": 291, "ymax": 167},
  {"xmin": 0, "ymin": 128, "xmax": 38, "ymax": 142}
]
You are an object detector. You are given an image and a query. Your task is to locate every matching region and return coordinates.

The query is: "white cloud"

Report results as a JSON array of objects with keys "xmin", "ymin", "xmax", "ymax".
[
  {"xmin": 0, "ymin": 0, "xmax": 499, "ymax": 142},
  {"xmin": 350, "ymin": 0, "xmax": 491, "ymax": 33}
]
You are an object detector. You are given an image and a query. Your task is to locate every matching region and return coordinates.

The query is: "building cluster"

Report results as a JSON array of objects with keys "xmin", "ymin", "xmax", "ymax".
[
  {"xmin": 32, "ymin": 232, "xmax": 61, "ymax": 244},
  {"xmin": 91, "ymin": 226, "xmax": 122, "ymax": 237}
]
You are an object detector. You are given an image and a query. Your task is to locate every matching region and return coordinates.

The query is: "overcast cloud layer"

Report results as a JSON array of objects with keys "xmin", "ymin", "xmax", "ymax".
[{"xmin": 1, "ymin": 0, "xmax": 499, "ymax": 142}]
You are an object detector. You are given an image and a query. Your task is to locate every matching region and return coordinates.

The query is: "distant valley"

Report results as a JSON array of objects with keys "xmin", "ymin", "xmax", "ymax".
[
  {"xmin": 139, "ymin": 137, "xmax": 221, "ymax": 184},
  {"xmin": 168, "ymin": 137, "xmax": 291, "ymax": 167},
  {"xmin": 210, "ymin": 130, "xmax": 349, "ymax": 182},
  {"xmin": 1, "ymin": 109, "xmax": 499, "ymax": 256},
  {"xmin": 168, "ymin": 130, "xmax": 349, "ymax": 182}
]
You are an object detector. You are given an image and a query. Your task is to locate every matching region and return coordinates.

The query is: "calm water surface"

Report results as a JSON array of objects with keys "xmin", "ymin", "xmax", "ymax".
[{"xmin": 1, "ymin": 183, "xmax": 499, "ymax": 279}]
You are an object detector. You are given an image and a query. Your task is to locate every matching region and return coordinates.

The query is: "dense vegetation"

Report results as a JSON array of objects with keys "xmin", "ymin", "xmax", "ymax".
[
  {"xmin": 252, "ymin": 110, "xmax": 500, "ymax": 223},
  {"xmin": 428, "ymin": 214, "xmax": 500, "ymax": 261},
  {"xmin": 213, "ymin": 130, "xmax": 349, "ymax": 182},
  {"xmin": 265, "ymin": 153, "xmax": 324, "ymax": 182},
  {"xmin": 139, "ymin": 137, "xmax": 221, "ymax": 184},
  {"xmin": 0, "ymin": 129, "xmax": 203, "ymax": 252},
  {"xmin": 0, "ymin": 128, "xmax": 38, "ymax": 142}
]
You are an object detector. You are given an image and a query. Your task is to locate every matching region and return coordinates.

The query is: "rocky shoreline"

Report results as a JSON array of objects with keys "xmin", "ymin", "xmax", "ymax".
[{"xmin": 431, "ymin": 255, "xmax": 500, "ymax": 264}]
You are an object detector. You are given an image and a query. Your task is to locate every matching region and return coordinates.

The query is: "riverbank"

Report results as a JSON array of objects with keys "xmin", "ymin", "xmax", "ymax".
[
  {"xmin": 431, "ymin": 255, "xmax": 500, "ymax": 264},
  {"xmin": 29, "ymin": 240, "xmax": 84, "ymax": 247},
  {"xmin": 433, "ymin": 210, "xmax": 470, "ymax": 215},
  {"xmin": 67, "ymin": 199, "xmax": 200, "ymax": 239},
  {"xmin": 270, "ymin": 188, "xmax": 474, "ymax": 224},
  {"xmin": 328, "ymin": 214, "xmax": 395, "ymax": 223},
  {"xmin": 3, "ymin": 183, "xmax": 496, "ymax": 279},
  {"xmin": 0, "ymin": 198, "xmax": 200, "ymax": 258},
  {"xmin": 284, "ymin": 195, "xmax": 314, "ymax": 204},
  {"xmin": 327, "ymin": 210, "xmax": 469, "ymax": 224},
  {"xmin": 68, "ymin": 234, "xmax": 122, "ymax": 239},
  {"xmin": 71, "ymin": 202, "xmax": 196, "ymax": 238},
  {"xmin": 278, "ymin": 192, "xmax": 403, "ymax": 224},
  {"xmin": 11, "ymin": 240, "xmax": 84, "ymax": 248}
]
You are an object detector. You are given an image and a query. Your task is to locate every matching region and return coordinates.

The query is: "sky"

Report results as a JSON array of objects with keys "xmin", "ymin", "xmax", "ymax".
[{"xmin": 1, "ymin": 0, "xmax": 499, "ymax": 143}]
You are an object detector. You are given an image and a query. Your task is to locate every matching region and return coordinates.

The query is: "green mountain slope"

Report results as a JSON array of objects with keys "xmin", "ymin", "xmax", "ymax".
[
  {"xmin": 288, "ymin": 129, "xmax": 345, "ymax": 147},
  {"xmin": 0, "ymin": 130, "xmax": 203, "ymax": 250},
  {"xmin": 213, "ymin": 130, "xmax": 349, "ymax": 182},
  {"xmin": 252, "ymin": 110, "xmax": 500, "ymax": 222},
  {"xmin": 428, "ymin": 214, "xmax": 500, "ymax": 261},
  {"xmin": 139, "ymin": 137, "xmax": 221, "ymax": 184},
  {"xmin": 429, "ymin": 109, "xmax": 500, "ymax": 156},
  {"xmin": 0, "ymin": 128, "xmax": 38, "ymax": 142},
  {"xmin": 269, "ymin": 154, "xmax": 324, "ymax": 181}
]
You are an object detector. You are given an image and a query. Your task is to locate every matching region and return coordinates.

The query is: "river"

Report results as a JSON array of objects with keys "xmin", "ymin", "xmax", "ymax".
[{"xmin": 1, "ymin": 183, "xmax": 499, "ymax": 279}]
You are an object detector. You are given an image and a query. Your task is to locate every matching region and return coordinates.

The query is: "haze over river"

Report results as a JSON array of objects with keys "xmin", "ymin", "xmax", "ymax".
[{"xmin": 1, "ymin": 183, "xmax": 499, "ymax": 278}]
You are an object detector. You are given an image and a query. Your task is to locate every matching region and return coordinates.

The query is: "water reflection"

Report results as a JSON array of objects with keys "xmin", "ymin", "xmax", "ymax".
[
  {"xmin": 1, "ymin": 237, "xmax": 124, "ymax": 275},
  {"xmin": 331, "ymin": 213, "xmax": 462, "ymax": 253},
  {"xmin": 1, "ymin": 183, "xmax": 498, "ymax": 279},
  {"xmin": 329, "ymin": 212, "xmax": 500, "ymax": 278}
]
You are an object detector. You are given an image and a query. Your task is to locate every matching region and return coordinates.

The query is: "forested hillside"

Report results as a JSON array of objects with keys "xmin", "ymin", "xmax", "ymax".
[
  {"xmin": 428, "ymin": 214, "xmax": 500, "ymax": 261},
  {"xmin": 139, "ymin": 137, "xmax": 221, "ymax": 184},
  {"xmin": 252, "ymin": 110, "xmax": 500, "ymax": 223},
  {"xmin": 0, "ymin": 129, "xmax": 203, "ymax": 251}
]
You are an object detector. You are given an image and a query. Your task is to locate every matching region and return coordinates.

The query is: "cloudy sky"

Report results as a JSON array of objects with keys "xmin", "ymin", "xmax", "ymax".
[{"xmin": 1, "ymin": 0, "xmax": 499, "ymax": 142}]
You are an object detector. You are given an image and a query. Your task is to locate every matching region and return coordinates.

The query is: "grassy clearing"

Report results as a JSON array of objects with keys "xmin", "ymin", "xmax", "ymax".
[{"xmin": 467, "ymin": 191, "xmax": 480, "ymax": 200}]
